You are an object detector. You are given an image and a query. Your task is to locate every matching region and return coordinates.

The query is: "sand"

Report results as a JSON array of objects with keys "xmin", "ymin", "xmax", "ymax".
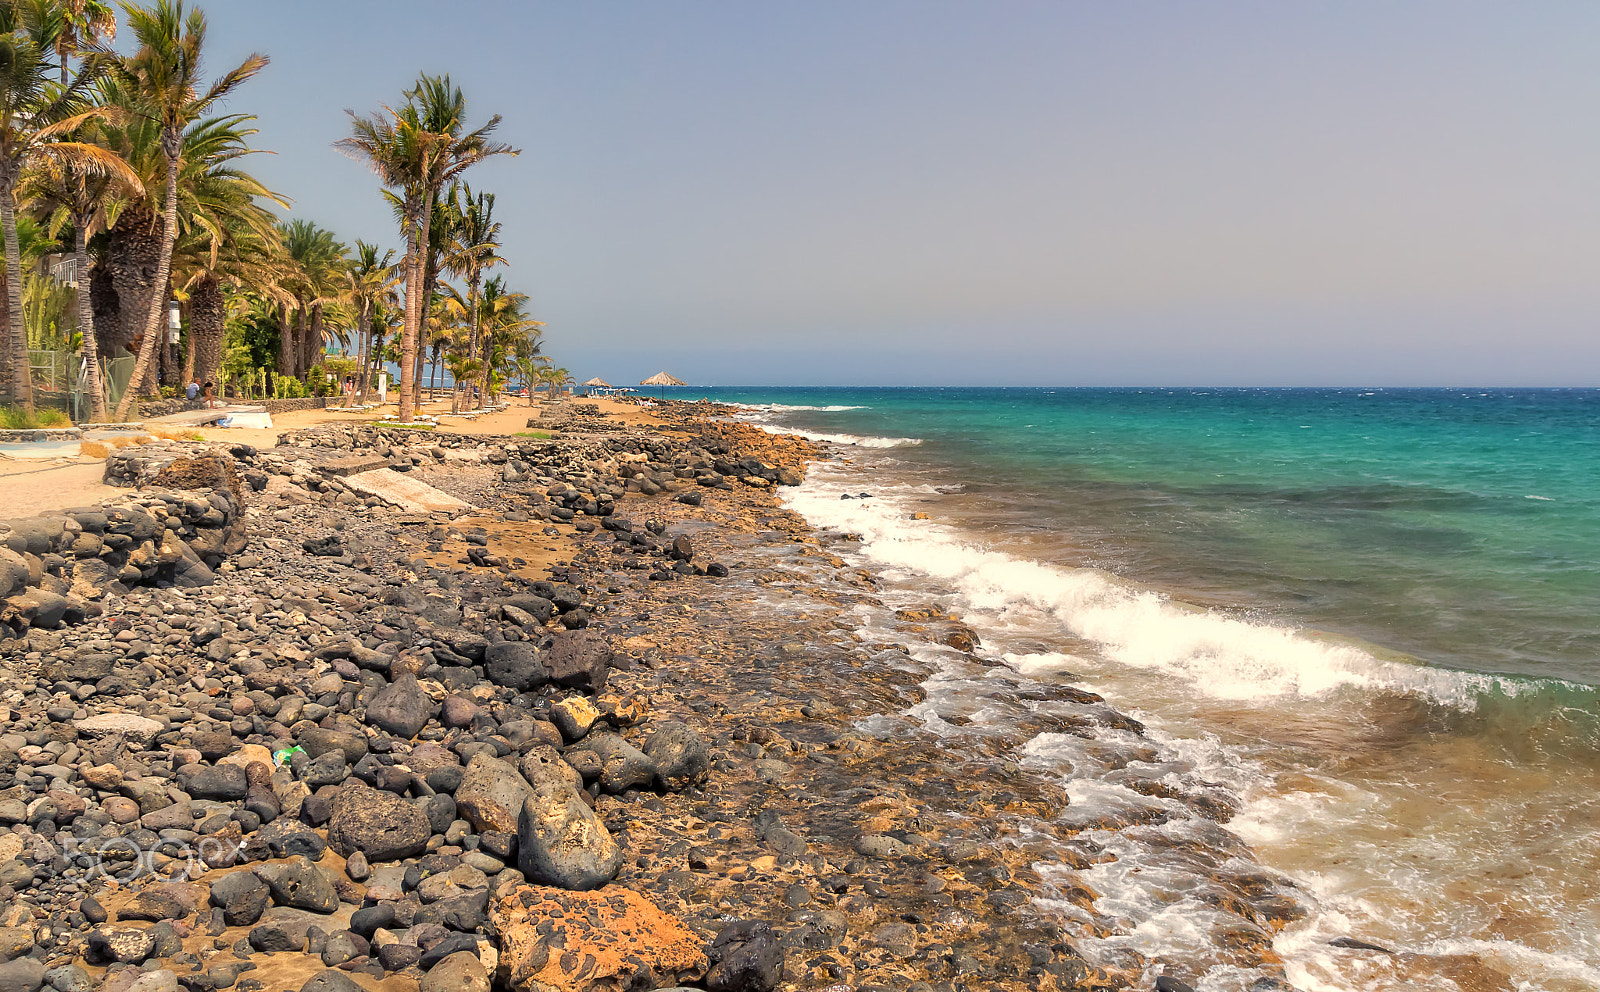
[
  {"xmin": 185, "ymin": 395, "xmax": 670, "ymax": 449},
  {"xmin": 0, "ymin": 395, "xmax": 672, "ymax": 517},
  {"xmin": 0, "ymin": 459, "xmax": 119, "ymax": 514}
]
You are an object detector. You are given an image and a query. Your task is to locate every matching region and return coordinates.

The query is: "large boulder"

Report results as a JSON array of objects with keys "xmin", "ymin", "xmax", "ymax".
[
  {"xmin": 454, "ymin": 754, "xmax": 535, "ymax": 834},
  {"xmin": 326, "ymin": 785, "xmax": 431, "ymax": 863},
  {"xmin": 573, "ymin": 733, "xmax": 656, "ymax": 794},
  {"xmin": 208, "ymin": 871, "xmax": 270, "ymax": 927},
  {"xmin": 364, "ymin": 674, "xmax": 435, "ymax": 738},
  {"xmin": 491, "ymin": 885, "xmax": 706, "ymax": 992},
  {"xmin": 516, "ymin": 784, "xmax": 621, "ymax": 891},
  {"xmin": 706, "ymin": 920, "xmax": 785, "ymax": 992},
  {"xmin": 484, "ymin": 641, "xmax": 547, "ymax": 692},
  {"xmin": 254, "ymin": 857, "xmax": 339, "ymax": 914},
  {"xmin": 541, "ymin": 630, "xmax": 611, "ymax": 694},
  {"xmin": 644, "ymin": 721, "xmax": 710, "ymax": 790}
]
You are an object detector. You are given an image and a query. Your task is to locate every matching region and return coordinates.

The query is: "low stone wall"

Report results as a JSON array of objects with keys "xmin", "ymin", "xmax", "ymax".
[
  {"xmin": 260, "ymin": 396, "xmax": 330, "ymax": 414},
  {"xmin": 0, "ymin": 427, "xmax": 81, "ymax": 443},
  {"xmin": 0, "ymin": 454, "xmax": 247, "ymax": 637},
  {"xmin": 134, "ymin": 396, "xmax": 329, "ymax": 419},
  {"xmin": 133, "ymin": 398, "xmax": 203, "ymax": 419}
]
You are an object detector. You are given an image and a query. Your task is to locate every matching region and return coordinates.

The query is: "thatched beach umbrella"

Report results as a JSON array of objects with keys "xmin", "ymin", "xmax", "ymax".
[
  {"xmin": 639, "ymin": 371, "xmax": 686, "ymax": 398},
  {"xmin": 582, "ymin": 377, "xmax": 612, "ymax": 396}
]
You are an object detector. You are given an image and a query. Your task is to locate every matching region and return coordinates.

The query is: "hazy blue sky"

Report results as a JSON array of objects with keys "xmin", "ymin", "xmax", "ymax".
[{"xmin": 188, "ymin": 2, "xmax": 1599, "ymax": 385}]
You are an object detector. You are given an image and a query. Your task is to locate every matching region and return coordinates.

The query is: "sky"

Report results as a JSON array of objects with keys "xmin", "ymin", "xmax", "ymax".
[{"xmin": 176, "ymin": 1, "xmax": 1600, "ymax": 386}]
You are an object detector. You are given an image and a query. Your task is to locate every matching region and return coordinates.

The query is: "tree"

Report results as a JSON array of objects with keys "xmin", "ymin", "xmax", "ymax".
[
  {"xmin": 19, "ymin": 112, "xmax": 142, "ymax": 419},
  {"xmin": 173, "ymin": 217, "xmax": 284, "ymax": 387},
  {"xmin": 113, "ymin": 0, "xmax": 268, "ymax": 422},
  {"xmin": 0, "ymin": 0, "xmax": 120, "ymax": 413},
  {"xmin": 93, "ymin": 96, "xmax": 283, "ymax": 397},
  {"xmin": 441, "ymin": 182, "xmax": 503, "ymax": 409},
  {"xmin": 344, "ymin": 240, "xmax": 395, "ymax": 406},
  {"xmin": 57, "ymin": 0, "xmax": 114, "ymax": 84},
  {"xmin": 276, "ymin": 218, "xmax": 344, "ymax": 379},
  {"xmin": 337, "ymin": 73, "xmax": 516, "ymax": 423},
  {"xmin": 472, "ymin": 274, "xmax": 541, "ymax": 404}
]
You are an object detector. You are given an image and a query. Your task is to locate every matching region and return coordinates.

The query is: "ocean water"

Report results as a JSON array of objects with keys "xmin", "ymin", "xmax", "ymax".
[{"xmin": 676, "ymin": 386, "xmax": 1600, "ymax": 991}]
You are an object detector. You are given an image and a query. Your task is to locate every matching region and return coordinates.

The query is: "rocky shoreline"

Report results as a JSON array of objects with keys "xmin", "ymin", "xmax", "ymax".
[{"xmin": 0, "ymin": 403, "xmax": 1305, "ymax": 992}]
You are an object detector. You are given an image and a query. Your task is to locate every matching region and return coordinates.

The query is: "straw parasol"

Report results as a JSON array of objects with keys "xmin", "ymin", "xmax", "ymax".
[
  {"xmin": 639, "ymin": 371, "xmax": 686, "ymax": 399},
  {"xmin": 582, "ymin": 377, "xmax": 612, "ymax": 396}
]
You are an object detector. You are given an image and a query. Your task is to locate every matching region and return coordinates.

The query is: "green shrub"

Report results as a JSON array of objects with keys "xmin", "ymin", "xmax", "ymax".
[{"xmin": 0, "ymin": 405, "xmax": 69, "ymax": 429}]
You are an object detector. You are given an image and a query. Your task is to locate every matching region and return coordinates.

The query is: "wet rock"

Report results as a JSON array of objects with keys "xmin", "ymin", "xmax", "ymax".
[
  {"xmin": 707, "ymin": 920, "xmax": 785, "ymax": 992},
  {"xmin": 643, "ymin": 721, "xmax": 709, "ymax": 789},
  {"xmin": 516, "ymin": 784, "xmax": 622, "ymax": 891},
  {"xmin": 327, "ymin": 784, "xmax": 431, "ymax": 863},
  {"xmin": 491, "ymin": 885, "xmax": 706, "ymax": 991},
  {"xmin": 1329, "ymin": 937, "xmax": 1394, "ymax": 953}
]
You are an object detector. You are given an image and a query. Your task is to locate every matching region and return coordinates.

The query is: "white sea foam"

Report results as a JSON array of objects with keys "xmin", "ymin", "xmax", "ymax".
[
  {"xmin": 783, "ymin": 461, "xmax": 1506, "ymax": 710},
  {"xmin": 731, "ymin": 402, "xmax": 867, "ymax": 412},
  {"xmin": 751, "ymin": 423, "xmax": 922, "ymax": 447}
]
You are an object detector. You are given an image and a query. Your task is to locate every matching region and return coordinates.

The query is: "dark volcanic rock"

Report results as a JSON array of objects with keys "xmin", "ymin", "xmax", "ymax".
[
  {"xmin": 327, "ymin": 785, "xmax": 431, "ymax": 863},
  {"xmin": 209, "ymin": 871, "xmax": 270, "ymax": 927},
  {"xmin": 707, "ymin": 920, "xmax": 785, "ymax": 992},
  {"xmin": 484, "ymin": 640, "xmax": 547, "ymax": 692},
  {"xmin": 644, "ymin": 720, "xmax": 710, "ymax": 790},
  {"xmin": 364, "ymin": 674, "xmax": 435, "ymax": 738},
  {"xmin": 255, "ymin": 857, "xmax": 339, "ymax": 914},
  {"xmin": 541, "ymin": 629, "xmax": 611, "ymax": 693}
]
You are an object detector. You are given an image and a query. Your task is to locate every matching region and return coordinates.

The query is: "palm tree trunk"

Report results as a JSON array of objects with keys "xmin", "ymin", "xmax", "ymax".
[
  {"xmin": 276, "ymin": 302, "xmax": 292, "ymax": 376},
  {"xmin": 307, "ymin": 302, "xmax": 323, "ymax": 376},
  {"xmin": 397, "ymin": 197, "xmax": 424, "ymax": 422},
  {"xmin": 356, "ymin": 306, "xmax": 372, "ymax": 406},
  {"xmin": 89, "ymin": 261, "xmax": 118, "ymax": 367},
  {"xmin": 114, "ymin": 130, "xmax": 182, "ymax": 422},
  {"xmin": 190, "ymin": 276, "xmax": 225, "ymax": 387},
  {"xmin": 73, "ymin": 225, "xmax": 107, "ymax": 421},
  {"xmin": 0, "ymin": 174, "xmax": 36, "ymax": 414},
  {"xmin": 294, "ymin": 302, "xmax": 308, "ymax": 379}
]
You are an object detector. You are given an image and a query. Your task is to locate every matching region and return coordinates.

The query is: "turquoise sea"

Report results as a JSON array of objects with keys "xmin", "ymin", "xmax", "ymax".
[{"xmin": 659, "ymin": 385, "xmax": 1600, "ymax": 990}]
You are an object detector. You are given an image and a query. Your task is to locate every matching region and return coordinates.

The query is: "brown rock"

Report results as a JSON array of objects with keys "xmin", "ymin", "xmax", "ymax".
[{"xmin": 491, "ymin": 885, "xmax": 707, "ymax": 992}]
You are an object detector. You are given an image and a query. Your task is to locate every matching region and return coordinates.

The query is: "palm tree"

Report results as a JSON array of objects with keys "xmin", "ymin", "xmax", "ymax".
[
  {"xmin": 173, "ymin": 214, "xmax": 285, "ymax": 387},
  {"xmin": 441, "ymin": 182, "xmax": 503, "ymax": 409},
  {"xmin": 0, "ymin": 0, "xmax": 120, "ymax": 413},
  {"xmin": 337, "ymin": 73, "xmax": 516, "ymax": 423},
  {"xmin": 113, "ymin": 0, "xmax": 268, "ymax": 421},
  {"xmin": 276, "ymin": 219, "xmax": 345, "ymax": 379},
  {"xmin": 94, "ymin": 97, "xmax": 283, "ymax": 397},
  {"xmin": 19, "ymin": 112, "xmax": 143, "ymax": 420},
  {"xmin": 473, "ymin": 275, "xmax": 541, "ymax": 404},
  {"xmin": 57, "ymin": 0, "xmax": 114, "ymax": 84},
  {"xmin": 344, "ymin": 240, "xmax": 395, "ymax": 406}
]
